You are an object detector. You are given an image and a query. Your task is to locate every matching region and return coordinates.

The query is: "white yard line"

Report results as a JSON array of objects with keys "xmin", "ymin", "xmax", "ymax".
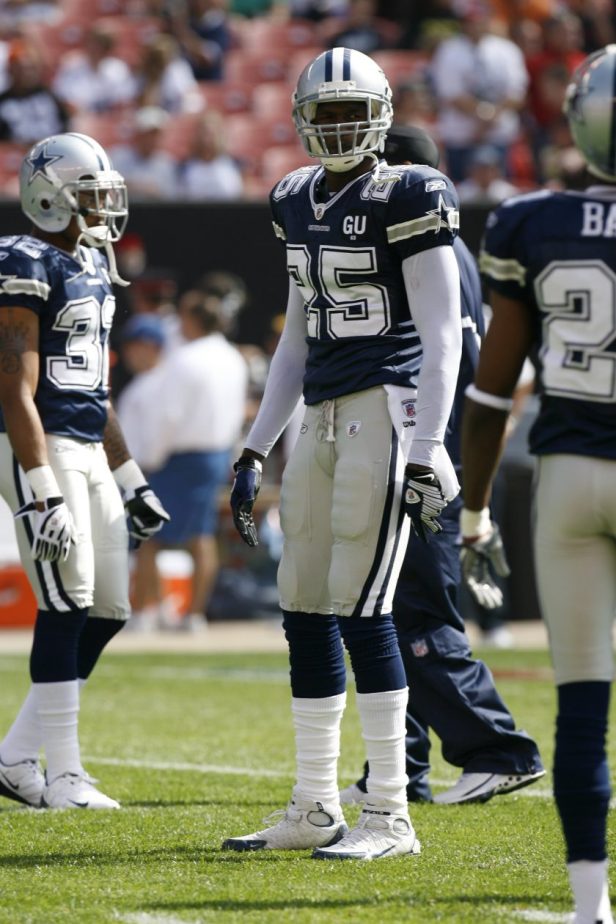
[{"xmin": 82, "ymin": 754, "xmax": 291, "ymax": 778}]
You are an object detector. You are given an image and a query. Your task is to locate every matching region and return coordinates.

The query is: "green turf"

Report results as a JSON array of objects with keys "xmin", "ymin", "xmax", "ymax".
[{"xmin": 0, "ymin": 646, "xmax": 612, "ymax": 924}]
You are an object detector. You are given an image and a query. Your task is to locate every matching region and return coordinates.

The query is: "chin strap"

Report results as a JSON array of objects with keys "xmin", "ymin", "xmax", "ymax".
[
  {"xmin": 75, "ymin": 222, "xmax": 130, "ymax": 287},
  {"xmin": 367, "ymin": 152, "xmax": 401, "ymax": 185}
]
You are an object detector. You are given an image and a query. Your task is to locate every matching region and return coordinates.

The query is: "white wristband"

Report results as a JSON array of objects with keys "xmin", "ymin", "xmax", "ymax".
[
  {"xmin": 460, "ymin": 506, "xmax": 492, "ymax": 538},
  {"xmin": 113, "ymin": 459, "xmax": 147, "ymax": 492},
  {"xmin": 26, "ymin": 465, "xmax": 61, "ymax": 501}
]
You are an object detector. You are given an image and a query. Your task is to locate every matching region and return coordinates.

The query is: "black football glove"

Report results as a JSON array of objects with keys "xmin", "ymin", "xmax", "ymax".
[
  {"xmin": 461, "ymin": 523, "xmax": 511, "ymax": 609},
  {"xmin": 403, "ymin": 467, "xmax": 448, "ymax": 543},
  {"xmin": 124, "ymin": 485, "xmax": 170, "ymax": 541},
  {"xmin": 230, "ymin": 457, "xmax": 262, "ymax": 547}
]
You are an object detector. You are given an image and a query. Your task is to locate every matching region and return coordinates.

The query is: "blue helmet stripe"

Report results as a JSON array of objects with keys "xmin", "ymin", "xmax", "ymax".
[
  {"xmin": 343, "ymin": 47, "xmax": 351, "ymax": 81},
  {"xmin": 324, "ymin": 49, "xmax": 333, "ymax": 82}
]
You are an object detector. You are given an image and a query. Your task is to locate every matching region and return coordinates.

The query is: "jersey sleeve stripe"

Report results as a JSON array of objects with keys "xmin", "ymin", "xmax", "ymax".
[
  {"xmin": 272, "ymin": 221, "xmax": 287, "ymax": 241},
  {"xmin": 386, "ymin": 210, "xmax": 459, "ymax": 243},
  {"xmin": 0, "ymin": 278, "xmax": 50, "ymax": 299},
  {"xmin": 479, "ymin": 251, "xmax": 526, "ymax": 284}
]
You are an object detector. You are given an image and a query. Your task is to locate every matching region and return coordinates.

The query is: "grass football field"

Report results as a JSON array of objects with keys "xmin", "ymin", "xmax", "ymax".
[{"xmin": 0, "ymin": 645, "xmax": 613, "ymax": 924}]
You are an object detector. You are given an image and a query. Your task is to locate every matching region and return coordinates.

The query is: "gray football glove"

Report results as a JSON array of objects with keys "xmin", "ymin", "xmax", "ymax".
[
  {"xmin": 461, "ymin": 523, "xmax": 511, "ymax": 609},
  {"xmin": 403, "ymin": 467, "xmax": 447, "ymax": 542},
  {"xmin": 15, "ymin": 496, "xmax": 76, "ymax": 562}
]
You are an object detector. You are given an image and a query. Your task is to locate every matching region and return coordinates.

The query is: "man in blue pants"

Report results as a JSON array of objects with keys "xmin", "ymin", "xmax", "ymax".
[{"xmin": 341, "ymin": 125, "xmax": 545, "ymax": 805}]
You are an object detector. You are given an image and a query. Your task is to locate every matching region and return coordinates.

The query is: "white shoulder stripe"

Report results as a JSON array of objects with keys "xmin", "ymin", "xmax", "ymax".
[
  {"xmin": 386, "ymin": 209, "xmax": 459, "ymax": 244},
  {"xmin": 272, "ymin": 221, "xmax": 286, "ymax": 241},
  {"xmin": 479, "ymin": 251, "xmax": 526, "ymax": 285},
  {"xmin": 1, "ymin": 278, "xmax": 50, "ymax": 300}
]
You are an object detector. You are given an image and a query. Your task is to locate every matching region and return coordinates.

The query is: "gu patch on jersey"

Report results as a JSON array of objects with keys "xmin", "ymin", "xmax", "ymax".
[{"xmin": 346, "ymin": 420, "xmax": 361, "ymax": 437}]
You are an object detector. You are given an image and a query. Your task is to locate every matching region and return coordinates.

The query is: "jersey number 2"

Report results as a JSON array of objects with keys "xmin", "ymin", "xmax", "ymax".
[{"xmin": 536, "ymin": 261, "xmax": 616, "ymax": 402}]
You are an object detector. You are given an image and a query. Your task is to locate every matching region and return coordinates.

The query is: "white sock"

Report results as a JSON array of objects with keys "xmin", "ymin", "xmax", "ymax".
[
  {"xmin": 32, "ymin": 681, "xmax": 81, "ymax": 783},
  {"xmin": 0, "ymin": 685, "xmax": 42, "ymax": 763},
  {"xmin": 291, "ymin": 692, "xmax": 346, "ymax": 804},
  {"xmin": 356, "ymin": 687, "xmax": 409, "ymax": 812},
  {"xmin": 568, "ymin": 859, "xmax": 613, "ymax": 924}
]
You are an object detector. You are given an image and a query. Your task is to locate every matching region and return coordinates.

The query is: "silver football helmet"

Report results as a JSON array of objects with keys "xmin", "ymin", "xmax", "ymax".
[
  {"xmin": 564, "ymin": 45, "xmax": 616, "ymax": 181},
  {"xmin": 292, "ymin": 47, "xmax": 392, "ymax": 173},
  {"xmin": 20, "ymin": 132, "xmax": 129, "ymax": 283}
]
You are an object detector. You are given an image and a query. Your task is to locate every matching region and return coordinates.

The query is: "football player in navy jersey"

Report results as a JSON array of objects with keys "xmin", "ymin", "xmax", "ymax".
[
  {"xmin": 462, "ymin": 47, "xmax": 616, "ymax": 924},
  {"xmin": 339, "ymin": 124, "xmax": 545, "ymax": 808},
  {"xmin": 224, "ymin": 48, "xmax": 462, "ymax": 860},
  {"xmin": 0, "ymin": 133, "xmax": 169, "ymax": 810}
]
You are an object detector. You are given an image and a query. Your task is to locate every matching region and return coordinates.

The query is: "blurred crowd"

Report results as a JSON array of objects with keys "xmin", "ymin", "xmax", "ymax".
[{"xmin": 0, "ymin": 0, "xmax": 611, "ymax": 200}]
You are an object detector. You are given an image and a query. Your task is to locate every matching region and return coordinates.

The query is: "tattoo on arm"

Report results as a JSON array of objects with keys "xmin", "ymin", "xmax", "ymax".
[
  {"xmin": 103, "ymin": 404, "xmax": 131, "ymax": 470},
  {"xmin": 0, "ymin": 319, "xmax": 28, "ymax": 375}
]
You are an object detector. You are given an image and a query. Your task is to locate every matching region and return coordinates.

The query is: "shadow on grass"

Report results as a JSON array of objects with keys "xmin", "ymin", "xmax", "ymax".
[
  {"xmin": 0, "ymin": 845, "xmax": 298, "ymax": 869},
  {"xmin": 142, "ymin": 894, "xmax": 550, "ymax": 913}
]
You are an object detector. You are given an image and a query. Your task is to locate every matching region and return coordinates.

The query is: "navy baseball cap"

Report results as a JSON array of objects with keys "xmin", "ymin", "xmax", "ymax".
[
  {"xmin": 384, "ymin": 125, "xmax": 440, "ymax": 169},
  {"xmin": 122, "ymin": 314, "xmax": 165, "ymax": 346}
]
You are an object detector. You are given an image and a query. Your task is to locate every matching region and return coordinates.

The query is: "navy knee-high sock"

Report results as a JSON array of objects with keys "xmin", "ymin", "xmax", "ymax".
[
  {"xmin": 553, "ymin": 681, "xmax": 611, "ymax": 862},
  {"xmin": 78, "ymin": 617, "xmax": 125, "ymax": 680},
  {"xmin": 338, "ymin": 614, "xmax": 406, "ymax": 693},
  {"xmin": 282, "ymin": 611, "xmax": 346, "ymax": 698}
]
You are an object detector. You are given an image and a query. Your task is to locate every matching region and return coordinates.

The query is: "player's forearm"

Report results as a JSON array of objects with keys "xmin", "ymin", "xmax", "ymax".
[
  {"xmin": 103, "ymin": 403, "xmax": 132, "ymax": 471},
  {"xmin": 461, "ymin": 397, "xmax": 509, "ymax": 511},
  {"xmin": 1, "ymin": 389, "xmax": 49, "ymax": 472}
]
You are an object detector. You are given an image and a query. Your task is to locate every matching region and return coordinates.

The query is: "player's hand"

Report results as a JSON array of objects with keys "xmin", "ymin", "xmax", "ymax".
[
  {"xmin": 403, "ymin": 466, "xmax": 448, "ymax": 542},
  {"xmin": 460, "ymin": 521, "xmax": 510, "ymax": 609},
  {"xmin": 230, "ymin": 457, "xmax": 262, "ymax": 548},
  {"xmin": 15, "ymin": 497, "xmax": 76, "ymax": 562},
  {"xmin": 124, "ymin": 485, "xmax": 170, "ymax": 541}
]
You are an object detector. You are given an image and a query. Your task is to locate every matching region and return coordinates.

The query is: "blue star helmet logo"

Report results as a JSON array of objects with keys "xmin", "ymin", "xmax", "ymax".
[{"xmin": 25, "ymin": 145, "xmax": 62, "ymax": 185}]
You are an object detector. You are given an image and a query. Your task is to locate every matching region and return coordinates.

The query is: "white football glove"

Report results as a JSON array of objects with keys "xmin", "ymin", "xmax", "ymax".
[
  {"xmin": 403, "ymin": 467, "xmax": 448, "ymax": 542},
  {"xmin": 15, "ymin": 496, "xmax": 76, "ymax": 562},
  {"xmin": 460, "ymin": 510, "xmax": 511, "ymax": 609}
]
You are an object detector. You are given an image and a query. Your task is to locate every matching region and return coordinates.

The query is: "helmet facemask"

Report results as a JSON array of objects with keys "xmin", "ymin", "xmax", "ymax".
[{"xmin": 296, "ymin": 95, "xmax": 390, "ymax": 172}]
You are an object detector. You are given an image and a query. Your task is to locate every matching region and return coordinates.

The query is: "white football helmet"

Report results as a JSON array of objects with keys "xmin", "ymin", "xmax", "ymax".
[
  {"xmin": 292, "ymin": 47, "xmax": 392, "ymax": 173},
  {"xmin": 564, "ymin": 45, "xmax": 616, "ymax": 181}
]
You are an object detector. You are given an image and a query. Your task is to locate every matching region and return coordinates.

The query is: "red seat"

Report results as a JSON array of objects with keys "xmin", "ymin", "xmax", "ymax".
[
  {"xmin": 260, "ymin": 144, "xmax": 311, "ymax": 187},
  {"xmin": 197, "ymin": 81, "xmax": 254, "ymax": 115},
  {"xmin": 240, "ymin": 18, "xmax": 318, "ymax": 53},
  {"xmin": 252, "ymin": 82, "xmax": 293, "ymax": 121},
  {"xmin": 224, "ymin": 49, "xmax": 289, "ymax": 85},
  {"xmin": 371, "ymin": 51, "xmax": 429, "ymax": 91},
  {"xmin": 69, "ymin": 111, "xmax": 134, "ymax": 149}
]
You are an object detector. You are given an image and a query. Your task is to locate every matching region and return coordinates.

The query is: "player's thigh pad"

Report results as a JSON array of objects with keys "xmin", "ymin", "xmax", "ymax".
[
  {"xmin": 278, "ymin": 403, "xmax": 336, "ymax": 614},
  {"xmin": 535, "ymin": 454, "xmax": 616, "ymax": 684},
  {"xmin": 88, "ymin": 444, "xmax": 130, "ymax": 621},
  {"xmin": 329, "ymin": 388, "xmax": 409, "ymax": 617},
  {"xmin": 0, "ymin": 434, "xmax": 94, "ymax": 612}
]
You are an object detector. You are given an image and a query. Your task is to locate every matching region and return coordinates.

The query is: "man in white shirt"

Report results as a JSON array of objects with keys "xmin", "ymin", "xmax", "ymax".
[{"xmin": 136, "ymin": 289, "xmax": 248, "ymax": 628}]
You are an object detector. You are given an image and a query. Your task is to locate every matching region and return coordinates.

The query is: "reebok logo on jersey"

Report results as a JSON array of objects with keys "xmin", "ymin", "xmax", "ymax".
[{"xmin": 425, "ymin": 179, "xmax": 446, "ymax": 192}]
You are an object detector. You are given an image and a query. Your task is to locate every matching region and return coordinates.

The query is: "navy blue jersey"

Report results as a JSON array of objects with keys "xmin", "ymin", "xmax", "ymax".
[
  {"xmin": 0, "ymin": 235, "xmax": 115, "ymax": 441},
  {"xmin": 270, "ymin": 162, "xmax": 459, "ymax": 405},
  {"xmin": 480, "ymin": 188, "xmax": 616, "ymax": 459},
  {"xmin": 446, "ymin": 237, "xmax": 484, "ymax": 471}
]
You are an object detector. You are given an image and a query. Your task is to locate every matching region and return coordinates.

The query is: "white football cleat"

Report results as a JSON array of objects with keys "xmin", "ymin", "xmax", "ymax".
[
  {"xmin": 339, "ymin": 782, "xmax": 367, "ymax": 805},
  {"xmin": 313, "ymin": 803, "xmax": 421, "ymax": 860},
  {"xmin": 433, "ymin": 769, "xmax": 546, "ymax": 804},
  {"xmin": 222, "ymin": 796, "xmax": 348, "ymax": 851},
  {"xmin": 41, "ymin": 772, "xmax": 120, "ymax": 810},
  {"xmin": 0, "ymin": 755, "xmax": 45, "ymax": 807}
]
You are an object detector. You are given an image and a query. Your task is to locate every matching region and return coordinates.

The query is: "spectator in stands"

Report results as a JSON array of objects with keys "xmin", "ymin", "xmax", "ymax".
[
  {"xmin": 525, "ymin": 12, "xmax": 586, "ymax": 168},
  {"xmin": 429, "ymin": 0, "xmax": 528, "ymax": 183},
  {"xmin": 456, "ymin": 144, "xmax": 520, "ymax": 204},
  {"xmin": 176, "ymin": 110, "xmax": 243, "ymax": 200},
  {"xmin": 133, "ymin": 33, "xmax": 202, "ymax": 113},
  {"xmin": 326, "ymin": 0, "xmax": 389, "ymax": 53},
  {"xmin": 391, "ymin": 76, "xmax": 436, "ymax": 132},
  {"xmin": 135, "ymin": 288, "xmax": 249, "ymax": 631},
  {"xmin": 52, "ymin": 22, "xmax": 136, "ymax": 114},
  {"xmin": 396, "ymin": 0, "xmax": 460, "ymax": 53},
  {"xmin": 0, "ymin": 38, "xmax": 69, "ymax": 142},
  {"xmin": 167, "ymin": 0, "xmax": 233, "ymax": 82},
  {"xmin": 110, "ymin": 105, "xmax": 178, "ymax": 201},
  {"xmin": 289, "ymin": 0, "xmax": 349, "ymax": 20}
]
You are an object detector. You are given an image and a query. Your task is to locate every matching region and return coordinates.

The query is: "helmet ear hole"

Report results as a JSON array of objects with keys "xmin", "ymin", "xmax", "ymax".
[{"xmin": 40, "ymin": 199, "xmax": 50, "ymax": 211}]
